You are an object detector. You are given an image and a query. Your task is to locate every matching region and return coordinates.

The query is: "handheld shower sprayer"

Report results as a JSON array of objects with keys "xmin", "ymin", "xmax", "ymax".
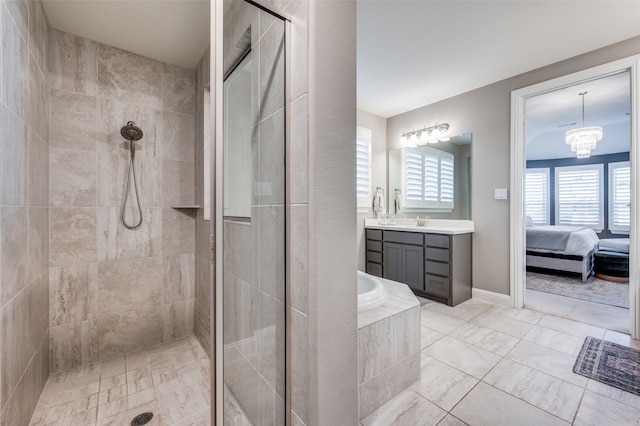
[{"xmin": 120, "ymin": 121, "xmax": 144, "ymax": 230}]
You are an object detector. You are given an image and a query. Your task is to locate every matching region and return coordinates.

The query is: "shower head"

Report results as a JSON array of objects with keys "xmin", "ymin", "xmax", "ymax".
[{"xmin": 120, "ymin": 121, "xmax": 144, "ymax": 141}]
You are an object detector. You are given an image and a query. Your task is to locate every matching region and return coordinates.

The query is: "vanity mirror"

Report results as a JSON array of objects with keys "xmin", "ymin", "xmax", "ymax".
[{"xmin": 388, "ymin": 133, "xmax": 472, "ymax": 219}]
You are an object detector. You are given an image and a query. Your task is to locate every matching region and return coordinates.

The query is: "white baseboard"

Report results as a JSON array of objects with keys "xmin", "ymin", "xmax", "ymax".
[{"xmin": 472, "ymin": 288, "xmax": 512, "ymax": 307}]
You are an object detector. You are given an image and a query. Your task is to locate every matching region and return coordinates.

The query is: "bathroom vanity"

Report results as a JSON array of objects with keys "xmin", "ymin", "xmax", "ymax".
[{"xmin": 365, "ymin": 219, "xmax": 473, "ymax": 307}]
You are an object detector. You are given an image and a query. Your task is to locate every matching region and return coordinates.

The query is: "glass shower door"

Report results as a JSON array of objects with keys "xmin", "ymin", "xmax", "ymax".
[{"xmin": 221, "ymin": 1, "xmax": 286, "ymax": 423}]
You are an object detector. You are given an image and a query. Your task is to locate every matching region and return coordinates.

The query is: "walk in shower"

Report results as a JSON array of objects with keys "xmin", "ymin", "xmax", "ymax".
[
  {"xmin": 0, "ymin": 0, "xmax": 288, "ymax": 423},
  {"xmin": 218, "ymin": 1, "xmax": 287, "ymax": 423}
]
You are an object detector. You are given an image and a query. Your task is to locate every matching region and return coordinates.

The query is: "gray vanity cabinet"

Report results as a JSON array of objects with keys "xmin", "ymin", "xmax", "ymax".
[
  {"xmin": 365, "ymin": 228, "xmax": 472, "ymax": 307},
  {"xmin": 383, "ymin": 242, "xmax": 424, "ymax": 291},
  {"xmin": 382, "ymin": 231, "xmax": 424, "ymax": 292}
]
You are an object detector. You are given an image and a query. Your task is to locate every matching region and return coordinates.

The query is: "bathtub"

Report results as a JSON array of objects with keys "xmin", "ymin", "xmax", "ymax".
[{"xmin": 357, "ymin": 271, "xmax": 387, "ymax": 312}]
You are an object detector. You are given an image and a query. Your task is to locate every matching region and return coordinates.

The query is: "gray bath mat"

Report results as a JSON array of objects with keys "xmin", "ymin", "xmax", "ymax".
[{"xmin": 573, "ymin": 336, "xmax": 640, "ymax": 396}]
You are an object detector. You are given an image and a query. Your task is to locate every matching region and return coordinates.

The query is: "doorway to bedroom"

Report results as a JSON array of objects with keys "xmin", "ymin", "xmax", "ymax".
[{"xmin": 516, "ymin": 67, "xmax": 634, "ymax": 335}]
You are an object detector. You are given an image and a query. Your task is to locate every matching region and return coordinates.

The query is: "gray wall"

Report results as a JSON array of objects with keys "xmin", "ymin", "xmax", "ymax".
[
  {"xmin": 356, "ymin": 109, "xmax": 387, "ymax": 271},
  {"xmin": 387, "ymin": 35, "xmax": 640, "ymax": 296},
  {"xmin": 0, "ymin": 0, "xmax": 50, "ymax": 423}
]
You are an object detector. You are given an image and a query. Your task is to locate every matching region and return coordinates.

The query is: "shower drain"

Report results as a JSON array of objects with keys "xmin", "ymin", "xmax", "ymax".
[{"xmin": 131, "ymin": 412, "xmax": 154, "ymax": 426}]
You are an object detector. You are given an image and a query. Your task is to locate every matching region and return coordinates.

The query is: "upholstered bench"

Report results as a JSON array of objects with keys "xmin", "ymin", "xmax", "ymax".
[
  {"xmin": 599, "ymin": 238, "xmax": 629, "ymax": 253},
  {"xmin": 594, "ymin": 250, "xmax": 629, "ymax": 283}
]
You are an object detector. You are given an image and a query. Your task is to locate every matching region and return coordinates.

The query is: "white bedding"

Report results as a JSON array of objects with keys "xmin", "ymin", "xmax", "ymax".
[{"xmin": 526, "ymin": 225, "xmax": 599, "ymax": 257}]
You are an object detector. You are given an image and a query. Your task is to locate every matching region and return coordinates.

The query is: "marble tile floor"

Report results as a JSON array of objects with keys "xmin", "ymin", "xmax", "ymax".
[
  {"xmin": 29, "ymin": 336, "xmax": 211, "ymax": 426},
  {"xmin": 362, "ymin": 298, "xmax": 640, "ymax": 426},
  {"xmin": 526, "ymin": 288, "xmax": 629, "ymax": 334}
]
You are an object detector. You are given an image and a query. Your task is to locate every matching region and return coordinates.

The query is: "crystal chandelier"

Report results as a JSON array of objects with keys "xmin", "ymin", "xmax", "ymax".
[{"xmin": 565, "ymin": 92, "xmax": 602, "ymax": 159}]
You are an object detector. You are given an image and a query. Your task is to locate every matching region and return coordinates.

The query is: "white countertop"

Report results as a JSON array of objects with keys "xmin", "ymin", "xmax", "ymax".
[{"xmin": 364, "ymin": 218, "xmax": 474, "ymax": 235}]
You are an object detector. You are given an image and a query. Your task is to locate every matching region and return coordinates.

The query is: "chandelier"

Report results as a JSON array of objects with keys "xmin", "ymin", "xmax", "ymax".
[{"xmin": 565, "ymin": 92, "xmax": 602, "ymax": 159}]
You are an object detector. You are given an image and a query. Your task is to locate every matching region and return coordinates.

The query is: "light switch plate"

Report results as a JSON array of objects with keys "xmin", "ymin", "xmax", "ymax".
[{"xmin": 494, "ymin": 188, "xmax": 508, "ymax": 200}]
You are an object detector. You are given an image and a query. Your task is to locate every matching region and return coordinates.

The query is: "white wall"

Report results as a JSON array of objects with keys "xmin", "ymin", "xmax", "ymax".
[
  {"xmin": 387, "ymin": 35, "xmax": 640, "ymax": 296},
  {"xmin": 356, "ymin": 109, "xmax": 387, "ymax": 271}
]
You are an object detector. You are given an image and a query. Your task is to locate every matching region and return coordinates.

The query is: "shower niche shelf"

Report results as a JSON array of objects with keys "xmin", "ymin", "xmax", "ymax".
[{"xmin": 171, "ymin": 205, "xmax": 201, "ymax": 210}]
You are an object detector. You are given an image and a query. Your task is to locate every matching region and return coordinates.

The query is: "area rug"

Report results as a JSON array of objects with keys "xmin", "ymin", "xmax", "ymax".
[
  {"xmin": 573, "ymin": 336, "xmax": 640, "ymax": 396},
  {"xmin": 526, "ymin": 271, "xmax": 629, "ymax": 308}
]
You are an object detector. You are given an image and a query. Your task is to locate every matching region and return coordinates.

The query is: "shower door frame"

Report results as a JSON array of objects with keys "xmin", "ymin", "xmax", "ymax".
[{"xmin": 210, "ymin": 1, "xmax": 292, "ymax": 424}]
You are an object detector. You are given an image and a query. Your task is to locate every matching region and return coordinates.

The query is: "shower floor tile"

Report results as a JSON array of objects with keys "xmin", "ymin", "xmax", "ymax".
[{"xmin": 29, "ymin": 336, "xmax": 211, "ymax": 426}]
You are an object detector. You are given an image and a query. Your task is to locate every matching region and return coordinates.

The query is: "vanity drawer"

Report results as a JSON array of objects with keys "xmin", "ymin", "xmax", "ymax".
[
  {"xmin": 367, "ymin": 240, "xmax": 383, "ymax": 252},
  {"xmin": 425, "ymin": 247, "xmax": 449, "ymax": 263},
  {"xmin": 367, "ymin": 251, "xmax": 383, "ymax": 264},
  {"xmin": 366, "ymin": 262, "xmax": 383, "ymax": 277},
  {"xmin": 366, "ymin": 229, "xmax": 383, "ymax": 241},
  {"xmin": 424, "ymin": 274, "xmax": 449, "ymax": 298},
  {"xmin": 425, "ymin": 234, "xmax": 450, "ymax": 249},
  {"xmin": 425, "ymin": 260, "xmax": 449, "ymax": 277},
  {"xmin": 384, "ymin": 231, "xmax": 423, "ymax": 245}
]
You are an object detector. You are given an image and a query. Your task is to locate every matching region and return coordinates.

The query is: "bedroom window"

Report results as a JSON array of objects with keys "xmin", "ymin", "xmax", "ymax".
[
  {"xmin": 555, "ymin": 164, "xmax": 604, "ymax": 232},
  {"xmin": 404, "ymin": 146, "xmax": 454, "ymax": 211},
  {"xmin": 609, "ymin": 161, "xmax": 630, "ymax": 234},
  {"xmin": 356, "ymin": 126, "xmax": 372, "ymax": 213},
  {"xmin": 525, "ymin": 168, "xmax": 550, "ymax": 225}
]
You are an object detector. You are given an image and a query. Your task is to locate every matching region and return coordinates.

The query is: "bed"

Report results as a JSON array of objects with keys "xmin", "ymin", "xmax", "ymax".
[{"xmin": 526, "ymin": 225, "xmax": 600, "ymax": 282}]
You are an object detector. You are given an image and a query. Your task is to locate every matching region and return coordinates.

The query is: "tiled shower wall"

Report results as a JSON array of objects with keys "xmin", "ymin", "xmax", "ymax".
[
  {"xmin": 0, "ymin": 0, "xmax": 51, "ymax": 424},
  {"xmin": 194, "ymin": 46, "xmax": 211, "ymax": 356},
  {"xmin": 47, "ymin": 29, "xmax": 198, "ymax": 372}
]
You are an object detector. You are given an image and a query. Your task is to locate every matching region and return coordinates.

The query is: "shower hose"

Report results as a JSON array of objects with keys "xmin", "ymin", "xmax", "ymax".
[{"xmin": 121, "ymin": 144, "xmax": 143, "ymax": 230}]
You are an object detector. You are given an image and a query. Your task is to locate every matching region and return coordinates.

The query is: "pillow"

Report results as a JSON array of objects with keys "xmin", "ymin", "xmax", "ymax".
[{"xmin": 525, "ymin": 215, "xmax": 535, "ymax": 227}]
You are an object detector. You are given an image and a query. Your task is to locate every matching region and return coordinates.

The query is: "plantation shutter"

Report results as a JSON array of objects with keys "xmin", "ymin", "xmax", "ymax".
[
  {"xmin": 555, "ymin": 164, "xmax": 603, "ymax": 231},
  {"xmin": 609, "ymin": 161, "xmax": 630, "ymax": 233},
  {"xmin": 439, "ymin": 152, "xmax": 454, "ymax": 209},
  {"xmin": 403, "ymin": 146, "xmax": 454, "ymax": 210},
  {"xmin": 356, "ymin": 127, "xmax": 372, "ymax": 212},
  {"xmin": 423, "ymin": 148, "xmax": 439, "ymax": 207},
  {"xmin": 404, "ymin": 148, "xmax": 423, "ymax": 208},
  {"xmin": 525, "ymin": 168, "xmax": 550, "ymax": 225}
]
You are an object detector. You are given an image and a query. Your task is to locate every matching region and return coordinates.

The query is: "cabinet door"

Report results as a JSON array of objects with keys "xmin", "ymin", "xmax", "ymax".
[
  {"xmin": 403, "ymin": 245, "xmax": 424, "ymax": 291},
  {"xmin": 383, "ymin": 242, "xmax": 403, "ymax": 282}
]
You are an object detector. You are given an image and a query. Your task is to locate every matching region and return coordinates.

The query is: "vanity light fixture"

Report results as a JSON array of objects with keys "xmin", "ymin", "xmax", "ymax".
[
  {"xmin": 402, "ymin": 122, "xmax": 450, "ymax": 146},
  {"xmin": 565, "ymin": 92, "xmax": 602, "ymax": 159}
]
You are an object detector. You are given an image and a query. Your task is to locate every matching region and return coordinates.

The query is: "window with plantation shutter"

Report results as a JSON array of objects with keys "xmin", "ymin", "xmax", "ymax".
[
  {"xmin": 555, "ymin": 164, "xmax": 603, "ymax": 231},
  {"xmin": 609, "ymin": 161, "xmax": 630, "ymax": 234},
  {"xmin": 525, "ymin": 168, "xmax": 550, "ymax": 225},
  {"xmin": 403, "ymin": 146, "xmax": 454, "ymax": 211},
  {"xmin": 356, "ymin": 127, "xmax": 372, "ymax": 213}
]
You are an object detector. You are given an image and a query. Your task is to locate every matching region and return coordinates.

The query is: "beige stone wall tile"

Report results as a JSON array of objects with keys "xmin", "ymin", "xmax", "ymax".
[
  {"xmin": 94, "ymin": 257, "xmax": 164, "ymax": 318},
  {"xmin": 162, "ymin": 208, "xmax": 195, "ymax": 256},
  {"xmin": 160, "ymin": 111, "xmax": 195, "ymax": 162},
  {"xmin": 163, "ymin": 254, "xmax": 195, "ymax": 303},
  {"xmin": 49, "ymin": 208, "xmax": 97, "ymax": 267},
  {"xmin": 1, "ymin": 104, "xmax": 28, "ymax": 205},
  {"xmin": 50, "ymin": 320, "xmax": 98, "ymax": 372},
  {"xmin": 97, "ymin": 98, "xmax": 161, "ymax": 156},
  {"xmin": 0, "ymin": 205, "xmax": 28, "ymax": 305},
  {"xmin": 163, "ymin": 299, "xmax": 195, "ymax": 341},
  {"xmin": 28, "ymin": 0, "xmax": 48, "ymax": 73},
  {"xmin": 2, "ymin": 3, "xmax": 29, "ymax": 120},
  {"xmin": 27, "ymin": 130, "xmax": 49, "ymax": 206},
  {"xmin": 50, "ymin": 89, "xmax": 97, "ymax": 151},
  {"xmin": 50, "ymin": 263, "xmax": 97, "ymax": 326},
  {"xmin": 27, "ymin": 53, "xmax": 48, "ymax": 140},
  {"xmin": 161, "ymin": 159, "xmax": 195, "ymax": 206},
  {"xmin": 95, "ymin": 307, "xmax": 164, "ymax": 360},
  {"xmin": 162, "ymin": 63, "xmax": 195, "ymax": 115},
  {"xmin": 96, "ymin": 207, "xmax": 162, "ymax": 261},
  {"xmin": 98, "ymin": 43, "xmax": 162, "ymax": 108},
  {"xmin": 49, "ymin": 29, "xmax": 97, "ymax": 95},
  {"xmin": 49, "ymin": 148, "xmax": 97, "ymax": 207}
]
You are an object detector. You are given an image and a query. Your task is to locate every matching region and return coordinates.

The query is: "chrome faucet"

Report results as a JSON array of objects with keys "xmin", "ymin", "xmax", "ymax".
[{"xmin": 416, "ymin": 216, "xmax": 430, "ymax": 227}]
